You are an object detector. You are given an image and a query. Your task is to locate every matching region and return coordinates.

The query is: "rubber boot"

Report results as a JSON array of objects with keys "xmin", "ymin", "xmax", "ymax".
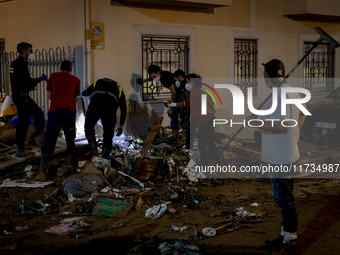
[
  {"xmin": 69, "ymin": 154, "xmax": 78, "ymax": 174},
  {"xmin": 36, "ymin": 133, "xmax": 45, "ymax": 146},
  {"xmin": 15, "ymin": 144, "xmax": 30, "ymax": 158},
  {"xmin": 37, "ymin": 153, "xmax": 49, "ymax": 181},
  {"xmin": 180, "ymin": 130, "xmax": 186, "ymax": 140},
  {"xmin": 40, "ymin": 153, "xmax": 49, "ymax": 171},
  {"xmin": 167, "ymin": 129, "xmax": 179, "ymax": 143},
  {"xmin": 86, "ymin": 140, "xmax": 97, "ymax": 159},
  {"xmin": 101, "ymin": 146, "xmax": 111, "ymax": 159}
]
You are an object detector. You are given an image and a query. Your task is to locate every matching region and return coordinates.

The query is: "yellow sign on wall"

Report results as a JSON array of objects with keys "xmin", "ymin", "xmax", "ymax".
[{"xmin": 90, "ymin": 22, "xmax": 105, "ymax": 50}]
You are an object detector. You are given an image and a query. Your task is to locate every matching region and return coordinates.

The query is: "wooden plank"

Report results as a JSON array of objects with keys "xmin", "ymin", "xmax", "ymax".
[
  {"xmin": 140, "ymin": 117, "xmax": 164, "ymax": 156},
  {"xmin": 0, "ymin": 137, "xmax": 67, "ymax": 173}
]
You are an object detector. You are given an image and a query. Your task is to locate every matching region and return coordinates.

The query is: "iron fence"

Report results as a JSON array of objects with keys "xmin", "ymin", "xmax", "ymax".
[{"xmin": 2, "ymin": 45, "xmax": 83, "ymax": 116}]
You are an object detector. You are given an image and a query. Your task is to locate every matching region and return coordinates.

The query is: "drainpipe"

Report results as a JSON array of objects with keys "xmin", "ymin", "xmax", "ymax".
[{"xmin": 84, "ymin": 0, "xmax": 90, "ymax": 109}]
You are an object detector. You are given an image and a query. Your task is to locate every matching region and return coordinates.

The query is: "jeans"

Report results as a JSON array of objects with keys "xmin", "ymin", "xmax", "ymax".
[
  {"xmin": 41, "ymin": 108, "xmax": 76, "ymax": 155},
  {"xmin": 268, "ymin": 164, "xmax": 298, "ymax": 233}
]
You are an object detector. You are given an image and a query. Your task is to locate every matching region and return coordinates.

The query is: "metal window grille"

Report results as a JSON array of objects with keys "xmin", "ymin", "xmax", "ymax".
[
  {"xmin": 234, "ymin": 39, "xmax": 257, "ymax": 95},
  {"xmin": 142, "ymin": 36, "xmax": 189, "ymax": 101},
  {"xmin": 303, "ymin": 42, "xmax": 335, "ymax": 91},
  {"xmin": 0, "ymin": 38, "xmax": 5, "ymax": 97}
]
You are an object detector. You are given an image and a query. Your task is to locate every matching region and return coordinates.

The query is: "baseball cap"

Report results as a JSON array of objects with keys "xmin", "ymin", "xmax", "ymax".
[{"xmin": 262, "ymin": 59, "xmax": 285, "ymax": 78}]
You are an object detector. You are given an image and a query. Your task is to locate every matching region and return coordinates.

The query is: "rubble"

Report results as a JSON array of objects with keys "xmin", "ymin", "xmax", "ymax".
[
  {"xmin": 0, "ymin": 117, "xmax": 290, "ymax": 253},
  {"xmin": 92, "ymin": 198, "xmax": 132, "ymax": 217},
  {"xmin": 145, "ymin": 202, "xmax": 168, "ymax": 219},
  {"xmin": 62, "ymin": 174, "xmax": 105, "ymax": 197},
  {"xmin": 0, "ymin": 179, "xmax": 54, "ymax": 188}
]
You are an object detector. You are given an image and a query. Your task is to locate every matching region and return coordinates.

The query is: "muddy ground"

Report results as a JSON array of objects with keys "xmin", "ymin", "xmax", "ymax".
[{"xmin": 0, "ymin": 141, "xmax": 340, "ymax": 255}]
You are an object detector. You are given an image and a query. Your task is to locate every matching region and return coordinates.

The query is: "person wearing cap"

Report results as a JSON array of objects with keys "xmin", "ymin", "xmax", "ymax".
[
  {"xmin": 247, "ymin": 59, "xmax": 306, "ymax": 251},
  {"xmin": 82, "ymin": 78, "xmax": 127, "ymax": 159}
]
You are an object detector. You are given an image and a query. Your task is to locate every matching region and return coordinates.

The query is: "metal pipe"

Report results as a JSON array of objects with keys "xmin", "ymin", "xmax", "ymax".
[{"xmin": 84, "ymin": 0, "xmax": 88, "ymax": 89}]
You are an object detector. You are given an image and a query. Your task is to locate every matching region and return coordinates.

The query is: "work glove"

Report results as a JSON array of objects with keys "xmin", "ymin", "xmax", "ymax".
[
  {"xmin": 137, "ymin": 78, "xmax": 143, "ymax": 85},
  {"xmin": 164, "ymin": 100, "xmax": 171, "ymax": 108},
  {"xmin": 41, "ymin": 74, "xmax": 48, "ymax": 82}
]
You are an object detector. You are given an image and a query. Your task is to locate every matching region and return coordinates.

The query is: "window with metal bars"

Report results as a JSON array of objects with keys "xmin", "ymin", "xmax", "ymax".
[
  {"xmin": 142, "ymin": 36, "xmax": 189, "ymax": 101},
  {"xmin": 0, "ymin": 39, "xmax": 5, "ymax": 97},
  {"xmin": 303, "ymin": 42, "xmax": 335, "ymax": 92},
  {"xmin": 234, "ymin": 39, "xmax": 257, "ymax": 95}
]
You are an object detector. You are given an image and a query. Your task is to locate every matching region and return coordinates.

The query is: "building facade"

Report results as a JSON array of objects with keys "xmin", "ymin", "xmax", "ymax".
[{"xmin": 1, "ymin": 0, "xmax": 340, "ymax": 138}]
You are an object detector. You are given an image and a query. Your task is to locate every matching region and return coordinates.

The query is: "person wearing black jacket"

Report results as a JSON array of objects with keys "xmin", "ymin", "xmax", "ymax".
[
  {"xmin": 148, "ymin": 65, "xmax": 180, "ymax": 139},
  {"xmin": 9, "ymin": 42, "xmax": 48, "ymax": 157},
  {"xmin": 82, "ymin": 78, "xmax": 127, "ymax": 159}
]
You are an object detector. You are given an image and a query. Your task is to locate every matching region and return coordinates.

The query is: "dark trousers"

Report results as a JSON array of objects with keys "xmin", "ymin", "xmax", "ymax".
[
  {"xmin": 84, "ymin": 106, "xmax": 116, "ymax": 152},
  {"xmin": 12, "ymin": 94, "xmax": 45, "ymax": 150},
  {"xmin": 169, "ymin": 108, "xmax": 179, "ymax": 130},
  {"xmin": 197, "ymin": 117, "xmax": 218, "ymax": 165},
  {"xmin": 41, "ymin": 108, "xmax": 76, "ymax": 155},
  {"xmin": 268, "ymin": 166, "xmax": 298, "ymax": 233}
]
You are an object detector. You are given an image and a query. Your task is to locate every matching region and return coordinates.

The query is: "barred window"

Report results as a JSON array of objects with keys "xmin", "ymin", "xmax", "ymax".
[
  {"xmin": 234, "ymin": 39, "xmax": 257, "ymax": 95},
  {"xmin": 142, "ymin": 36, "xmax": 189, "ymax": 101},
  {"xmin": 0, "ymin": 39, "xmax": 5, "ymax": 97},
  {"xmin": 303, "ymin": 42, "xmax": 335, "ymax": 91}
]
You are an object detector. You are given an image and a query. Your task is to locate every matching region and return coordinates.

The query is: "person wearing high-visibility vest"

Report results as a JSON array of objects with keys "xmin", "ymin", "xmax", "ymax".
[{"xmin": 82, "ymin": 78, "xmax": 127, "ymax": 159}]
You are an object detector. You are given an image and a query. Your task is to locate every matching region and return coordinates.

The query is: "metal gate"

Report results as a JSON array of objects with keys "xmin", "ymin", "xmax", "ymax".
[{"xmin": 1, "ymin": 45, "xmax": 84, "ymax": 116}]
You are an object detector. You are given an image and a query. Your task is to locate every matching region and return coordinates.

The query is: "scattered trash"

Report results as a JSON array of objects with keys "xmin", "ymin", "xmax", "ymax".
[
  {"xmin": 68, "ymin": 193, "xmax": 77, "ymax": 203},
  {"xmin": 118, "ymin": 171, "xmax": 144, "ymax": 188},
  {"xmin": 182, "ymin": 159, "xmax": 205, "ymax": 182},
  {"xmin": 167, "ymin": 206, "xmax": 176, "ymax": 214},
  {"xmin": 87, "ymin": 192, "xmax": 97, "ymax": 202},
  {"xmin": 32, "ymin": 150, "xmax": 40, "ymax": 156},
  {"xmin": 24, "ymin": 165, "xmax": 33, "ymax": 172},
  {"xmin": 100, "ymin": 186, "xmax": 111, "ymax": 193},
  {"xmin": 92, "ymin": 156, "xmax": 111, "ymax": 170},
  {"xmin": 92, "ymin": 198, "xmax": 132, "ymax": 218},
  {"xmin": 62, "ymin": 174, "xmax": 105, "ymax": 197},
  {"xmin": 236, "ymin": 207, "xmax": 255, "ymax": 217},
  {"xmin": 154, "ymin": 142, "xmax": 172, "ymax": 149},
  {"xmin": 78, "ymin": 161, "xmax": 86, "ymax": 168},
  {"xmin": 14, "ymin": 227, "xmax": 22, "ymax": 232},
  {"xmin": 172, "ymin": 225, "xmax": 188, "ymax": 232},
  {"xmin": 26, "ymin": 171, "xmax": 34, "ymax": 178},
  {"xmin": 202, "ymin": 227, "xmax": 216, "ymax": 237},
  {"xmin": 135, "ymin": 194, "xmax": 144, "ymax": 210},
  {"xmin": 22, "ymin": 199, "xmax": 47, "ymax": 212},
  {"xmin": 174, "ymin": 242, "xmax": 200, "ymax": 255},
  {"xmin": 250, "ymin": 203, "xmax": 260, "ymax": 207},
  {"xmin": 158, "ymin": 242, "xmax": 173, "ymax": 254},
  {"xmin": 45, "ymin": 223, "xmax": 75, "ymax": 235},
  {"xmin": 170, "ymin": 192, "xmax": 179, "ymax": 200},
  {"xmin": 1, "ymin": 180, "xmax": 53, "ymax": 188},
  {"xmin": 229, "ymin": 141, "xmax": 242, "ymax": 148},
  {"xmin": 145, "ymin": 202, "xmax": 168, "ymax": 219},
  {"xmin": 133, "ymin": 158, "xmax": 159, "ymax": 182}
]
